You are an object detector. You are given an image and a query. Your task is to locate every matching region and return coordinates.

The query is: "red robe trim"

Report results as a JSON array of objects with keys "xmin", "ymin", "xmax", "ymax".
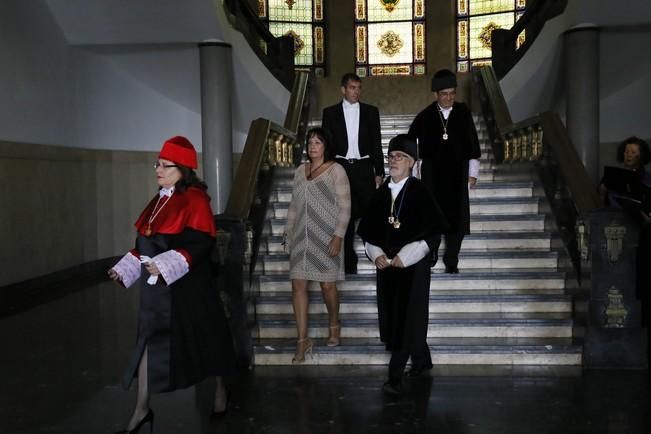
[{"xmin": 135, "ymin": 186, "xmax": 217, "ymax": 239}]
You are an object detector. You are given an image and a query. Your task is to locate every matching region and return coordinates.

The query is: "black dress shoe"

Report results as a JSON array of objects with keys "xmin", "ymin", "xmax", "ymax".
[
  {"xmin": 115, "ymin": 409, "xmax": 154, "ymax": 434},
  {"xmin": 445, "ymin": 266, "xmax": 459, "ymax": 274},
  {"xmin": 406, "ymin": 363, "xmax": 433, "ymax": 377},
  {"xmin": 382, "ymin": 379, "xmax": 402, "ymax": 395}
]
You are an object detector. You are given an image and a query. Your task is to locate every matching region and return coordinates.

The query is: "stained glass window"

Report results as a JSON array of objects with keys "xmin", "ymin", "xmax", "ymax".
[
  {"xmin": 258, "ymin": 0, "xmax": 326, "ymax": 76},
  {"xmin": 456, "ymin": 0, "xmax": 526, "ymax": 72},
  {"xmin": 355, "ymin": 0, "xmax": 426, "ymax": 77}
]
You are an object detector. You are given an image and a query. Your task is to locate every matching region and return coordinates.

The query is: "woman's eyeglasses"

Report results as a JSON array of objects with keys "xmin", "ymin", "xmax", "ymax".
[{"xmin": 154, "ymin": 162, "xmax": 178, "ymax": 169}]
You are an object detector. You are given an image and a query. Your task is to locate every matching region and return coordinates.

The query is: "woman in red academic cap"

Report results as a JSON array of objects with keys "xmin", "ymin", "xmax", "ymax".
[{"xmin": 108, "ymin": 136, "xmax": 235, "ymax": 433}]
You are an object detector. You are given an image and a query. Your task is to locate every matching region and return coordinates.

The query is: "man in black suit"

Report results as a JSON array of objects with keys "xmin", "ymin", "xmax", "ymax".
[{"xmin": 322, "ymin": 73, "xmax": 384, "ymax": 274}]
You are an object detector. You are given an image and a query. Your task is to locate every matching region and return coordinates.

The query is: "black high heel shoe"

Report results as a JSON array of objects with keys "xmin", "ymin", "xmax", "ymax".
[
  {"xmin": 211, "ymin": 389, "xmax": 231, "ymax": 418},
  {"xmin": 115, "ymin": 409, "xmax": 154, "ymax": 434}
]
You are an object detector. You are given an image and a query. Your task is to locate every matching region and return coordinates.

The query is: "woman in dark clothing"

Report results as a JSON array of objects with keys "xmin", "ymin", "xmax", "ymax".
[
  {"xmin": 600, "ymin": 136, "xmax": 651, "ymax": 205},
  {"xmin": 616, "ymin": 136, "xmax": 650, "ymax": 173},
  {"xmin": 109, "ymin": 136, "xmax": 235, "ymax": 432},
  {"xmin": 358, "ymin": 135, "xmax": 448, "ymax": 395},
  {"xmin": 599, "ymin": 136, "xmax": 651, "ymax": 355}
]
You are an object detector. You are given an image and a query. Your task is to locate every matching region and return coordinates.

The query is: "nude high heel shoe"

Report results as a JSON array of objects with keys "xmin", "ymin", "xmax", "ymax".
[
  {"xmin": 327, "ymin": 324, "xmax": 341, "ymax": 347},
  {"xmin": 292, "ymin": 338, "xmax": 313, "ymax": 363}
]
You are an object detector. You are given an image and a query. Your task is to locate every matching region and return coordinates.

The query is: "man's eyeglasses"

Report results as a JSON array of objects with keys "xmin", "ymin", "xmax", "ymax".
[
  {"xmin": 154, "ymin": 162, "xmax": 178, "ymax": 169},
  {"xmin": 386, "ymin": 153, "xmax": 410, "ymax": 162}
]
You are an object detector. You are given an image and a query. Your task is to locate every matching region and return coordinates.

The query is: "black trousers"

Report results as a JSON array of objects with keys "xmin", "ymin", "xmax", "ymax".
[
  {"xmin": 378, "ymin": 257, "xmax": 433, "ymax": 380},
  {"xmin": 388, "ymin": 341, "xmax": 432, "ymax": 380},
  {"xmin": 338, "ymin": 158, "xmax": 376, "ymax": 273},
  {"xmin": 431, "ymin": 233, "xmax": 465, "ymax": 269}
]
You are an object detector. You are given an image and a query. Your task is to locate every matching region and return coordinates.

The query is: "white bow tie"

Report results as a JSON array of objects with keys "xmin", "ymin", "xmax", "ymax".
[{"xmin": 159, "ymin": 187, "xmax": 174, "ymax": 197}]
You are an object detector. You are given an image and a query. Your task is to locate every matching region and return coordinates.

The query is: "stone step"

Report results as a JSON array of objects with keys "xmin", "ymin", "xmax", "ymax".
[
  {"xmin": 272, "ymin": 166, "xmax": 537, "ymax": 185},
  {"xmin": 466, "ymin": 214, "xmax": 546, "ymax": 231},
  {"xmin": 271, "ymin": 168, "xmax": 519, "ymax": 187},
  {"xmin": 281, "ymin": 156, "xmax": 500, "ymax": 173},
  {"xmin": 258, "ymin": 249, "xmax": 559, "ymax": 274},
  {"xmin": 379, "ymin": 114, "xmax": 416, "ymax": 125},
  {"xmin": 263, "ymin": 231, "xmax": 553, "ymax": 255},
  {"xmin": 315, "ymin": 113, "xmax": 486, "ymax": 132},
  {"xmin": 469, "ymin": 181, "xmax": 534, "ymax": 198},
  {"xmin": 267, "ymin": 197, "xmax": 542, "ymax": 220},
  {"xmin": 268, "ymin": 214, "xmax": 545, "ymax": 237},
  {"xmin": 380, "ymin": 130, "xmax": 489, "ymax": 139},
  {"xmin": 255, "ymin": 294, "xmax": 572, "ymax": 315},
  {"xmin": 257, "ymin": 269, "xmax": 569, "ymax": 294},
  {"xmin": 380, "ymin": 134, "xmax": 492, "ymax": 149},
  {"xmin": 252, "ymin": 337, "xmax": 583, "ymax": 365},
  {"xmin": 254, "ymin": 313, "xmax": 575, "ymax": 339},
  {"xmin": 308, "ymin": 117, "xmax": 490, "ymax": 142},
  {"xmin": 269, "ymin": 181, "xmax": 534, "ymax": 203},
  {"xmin": 382, "ymin": 133, "xmax": 491, "ymax": 142}
]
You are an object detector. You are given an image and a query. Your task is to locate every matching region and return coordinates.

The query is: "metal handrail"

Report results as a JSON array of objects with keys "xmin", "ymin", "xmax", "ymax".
[
  {"xmin": 222, "ymin": 0, "xmax": 295, "ymax": 90},
  {"xmin": 219, "ymin": 69, "xmax": 310, "ymax": 286},
  {"xmin": 491, "ymin": 0, "xmax": 568, "ymax": 79},
  {"xmin": 473, "ymin": 65, "xmax": 600, "ymax": 274},
  {"xmin": 225, "ymin": 69, "xmax": 310, "ymax": 219}
]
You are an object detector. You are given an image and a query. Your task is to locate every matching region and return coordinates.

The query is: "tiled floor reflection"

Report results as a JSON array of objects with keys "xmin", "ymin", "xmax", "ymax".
[{"xmin": 1, "ymin": 282, "xmax": 649, "ymax": 434}]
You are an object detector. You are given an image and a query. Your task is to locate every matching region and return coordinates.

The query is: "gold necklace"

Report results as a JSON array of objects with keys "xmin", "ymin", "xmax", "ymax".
[
  {"xmin": 438, "ymin": 108, "xmax": 450, "ymax": 141},
  {"xmin": 387, "ymin": 179, "xmax": 409, "ymax": 229},
  {"xmin": 145, "ymin": 192, "xmax": 173, "ymax": 236}
]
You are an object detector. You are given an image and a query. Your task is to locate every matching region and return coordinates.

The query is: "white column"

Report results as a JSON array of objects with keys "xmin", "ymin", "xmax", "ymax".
[
  {"xmin": 198, "ymin": 40, "xmax": 233, "ymax": 213},
  {"xmin": 564, "ymin": 24, "xmax": 600, "ymax": 185}
]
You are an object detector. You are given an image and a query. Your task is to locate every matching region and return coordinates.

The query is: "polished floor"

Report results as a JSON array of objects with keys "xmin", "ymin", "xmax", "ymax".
[{"xmin": 1, "ymin": 281, "xmax": 649, "ymax": 434}]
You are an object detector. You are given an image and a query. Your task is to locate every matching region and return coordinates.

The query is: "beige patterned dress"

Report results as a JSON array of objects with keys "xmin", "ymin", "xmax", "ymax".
[{"xmin": 285, "ymin": 162, "xmax": 351, "ymax": 282}]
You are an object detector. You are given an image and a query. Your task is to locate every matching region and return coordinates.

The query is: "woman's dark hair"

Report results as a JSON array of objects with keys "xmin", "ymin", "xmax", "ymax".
[
  {"xmin": 616, "ymin": 136, "xmax": 651, "ymax": 167},
  {"xmin": 174, "ymin": 165, "xmax": 208, "ymax": 192},
  {"xmin": 306, "ymin": 127, "xmax": 336, "ymax": 163}
]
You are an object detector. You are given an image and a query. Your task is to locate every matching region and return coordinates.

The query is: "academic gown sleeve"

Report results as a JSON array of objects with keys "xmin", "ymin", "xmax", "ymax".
[
  {"xmin": 114, "ymin": 187, "xmax": 216, "ymax": 286},
  {"xmin": 357, "ymin": 178, "xmax": 448, "ymax": 258}
]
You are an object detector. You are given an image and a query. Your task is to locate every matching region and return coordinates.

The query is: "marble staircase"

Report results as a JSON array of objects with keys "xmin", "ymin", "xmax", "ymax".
[{"xmin": 249, "ymin": 114, "xmax": 583, "ymax": 366}]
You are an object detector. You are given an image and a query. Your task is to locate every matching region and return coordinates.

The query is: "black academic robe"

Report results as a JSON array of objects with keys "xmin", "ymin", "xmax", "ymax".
[
  {"xmin": 357, "ymin": 177, "xmax": 448, "ymax": 351},
  {"xmin": 122, "ymin": 188, "xmax": 235, "ymax": 393},
  {"xmin": 408, "ymin": 101, "xmax": 481, "ymax": 234}
]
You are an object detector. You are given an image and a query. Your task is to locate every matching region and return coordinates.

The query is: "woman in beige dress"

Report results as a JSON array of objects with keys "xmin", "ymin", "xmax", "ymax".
[{"xmin": 284, "ymin": 127, "xmax": 351, "ymax": 363}]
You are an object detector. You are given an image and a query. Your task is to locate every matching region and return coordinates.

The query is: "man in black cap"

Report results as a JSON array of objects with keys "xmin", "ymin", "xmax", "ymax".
[
  {"xmin": 322, "ymin": 73, "xmax": 384, "ymax": 274},
  {"xmin": 357, "ymin": 135, "xmax": 448, "ymax": 395},
  {"xmin": 408, "ymin": 69, "xmax": 481, "ymax": 273}
]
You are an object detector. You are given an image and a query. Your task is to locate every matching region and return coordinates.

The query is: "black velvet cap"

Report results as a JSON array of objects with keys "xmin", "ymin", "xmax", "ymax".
[
  {"xmin": 431, "ymin": 69, "xmax": 457, "ymax": 91},
  {"xmin": 388, "ymin": 134, "xmax": 418, "ymax": 160}
]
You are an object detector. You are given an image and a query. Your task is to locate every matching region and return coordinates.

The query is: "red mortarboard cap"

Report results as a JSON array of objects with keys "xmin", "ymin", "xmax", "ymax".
[{"xmin": 159, "ymin": 136, "xmax": 198, "ymax": 169}]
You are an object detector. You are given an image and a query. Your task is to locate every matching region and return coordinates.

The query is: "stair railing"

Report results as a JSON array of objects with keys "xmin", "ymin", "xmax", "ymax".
[
  {"xmin": 473, "ymin": 65, "xmax": 600, "ymax": 276},
  {"xmin": 491, "ymin": 0, "xmax": 568, "ymax": 80},
  {"xmin": 475, "ymin": 67, "xmax": 649, "ymax": 368},
  {"xmin": 225, "ymin": 69, "xmax": 311, "ymax": 272},
  {"xmin": 222, "ymin": 0, "xmax": 295, "ymax": 90}
]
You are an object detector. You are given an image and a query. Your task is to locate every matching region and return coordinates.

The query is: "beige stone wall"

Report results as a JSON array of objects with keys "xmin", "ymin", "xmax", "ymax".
[
  {"xmin": 0, "ymin": 141, "xmax": 160, "ymax": 286},
  {"xmin": 312, "ymin": 1, "xmax": 473, "ymax": 117}
]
